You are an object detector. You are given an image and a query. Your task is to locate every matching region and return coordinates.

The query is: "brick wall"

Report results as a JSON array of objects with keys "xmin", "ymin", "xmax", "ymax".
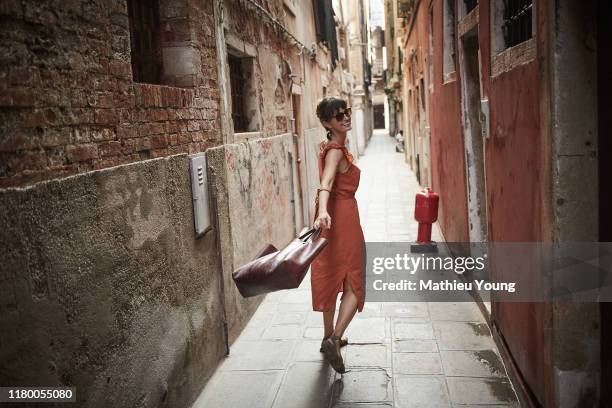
[{"xmin": 0, "ymin": 0, "xmax": 220, "ymax": 188}]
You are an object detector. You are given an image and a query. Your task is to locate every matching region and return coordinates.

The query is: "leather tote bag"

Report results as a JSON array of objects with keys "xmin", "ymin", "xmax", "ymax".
[{"xmin": 232, "ymin": 228, "xmax": 328, "ymax": 298}]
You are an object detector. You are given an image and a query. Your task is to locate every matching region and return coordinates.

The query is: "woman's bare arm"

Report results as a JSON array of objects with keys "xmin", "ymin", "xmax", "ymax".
[{"xmin": 315, "ymin": 149, "xmax": 343, "ymax": 228}]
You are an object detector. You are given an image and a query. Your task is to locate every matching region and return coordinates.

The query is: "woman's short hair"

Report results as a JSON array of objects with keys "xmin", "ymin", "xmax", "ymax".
[{"xmin": 316, "ymin": 97, "xmax": 347, "ymax": 122}]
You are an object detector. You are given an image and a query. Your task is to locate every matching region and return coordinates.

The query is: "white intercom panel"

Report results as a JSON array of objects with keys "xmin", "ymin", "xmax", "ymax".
[{"xmin": 189, "ymin": 153, "xmax": 212, "ymax": 237}]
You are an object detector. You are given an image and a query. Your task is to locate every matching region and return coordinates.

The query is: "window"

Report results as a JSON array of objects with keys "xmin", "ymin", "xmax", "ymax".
[
  {"xmin": 228, "ymin": 55, "xmax": 248, "ymax": 133},
  {"xmin": 464, "ymin": 0, "xmax": 478, "ymax": 14},
  {"xmin": 443, "ymin": 0, "xmax": 457, "ymax": 77},
  {"xmin": 502, "ymin": 0, "xmax": 533, "ymax": 48},
  {"xmin": 491, "ymin": 0, "xmax": 535, "ymax": 76},
  {"xmin": 420, "ymin": 78, "xmax": 426, "ymax": 113},
  {"xmin": 127, "ymin": 0, "xmax": 162, "ymax": 84},
  {"xmin": 312, "ymin": 0, "xmax": 339, "ymax": 66}
]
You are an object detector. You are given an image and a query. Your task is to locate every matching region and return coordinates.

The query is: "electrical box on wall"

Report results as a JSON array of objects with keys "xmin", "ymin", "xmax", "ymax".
[
  {"xmin": 480, "ymin": 98, "xmax": 490, "ymax": 139},
  {"xmin": 189, "ymin": 153, "xmax": 212, "ymax": 237}
]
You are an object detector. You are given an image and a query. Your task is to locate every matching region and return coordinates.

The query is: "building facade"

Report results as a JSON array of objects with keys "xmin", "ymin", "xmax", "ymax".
[
  {"xmin": 399, "ymin": 0, "xmax": 610, "ymax": 406},
  {"xmin": 0, "ymin": 0, "xmax": 372, "ymax": 406}
]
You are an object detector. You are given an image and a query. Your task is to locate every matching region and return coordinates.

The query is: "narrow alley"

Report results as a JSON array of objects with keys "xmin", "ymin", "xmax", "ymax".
[
  {"xmin": 194, "ymin": 131, "xmax": 517, "ymax": 408},
  {"xmin": 1, "ymin": 0, "xmax": 610, "ymax": 407}
]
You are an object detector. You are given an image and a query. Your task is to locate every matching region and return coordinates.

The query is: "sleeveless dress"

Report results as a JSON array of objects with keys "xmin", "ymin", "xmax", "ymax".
[{"xmin": 311, "ymin": 141, "xmax": 366, "ymax": 312}]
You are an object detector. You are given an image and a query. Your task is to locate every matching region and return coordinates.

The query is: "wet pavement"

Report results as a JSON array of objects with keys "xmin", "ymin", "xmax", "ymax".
[{"xmin": 192, "ymin": 130, "xmax": 519, "ymax": 408}]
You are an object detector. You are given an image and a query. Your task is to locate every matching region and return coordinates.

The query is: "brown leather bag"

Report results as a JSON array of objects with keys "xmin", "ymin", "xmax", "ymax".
[{"xmin": 232, "ymin": 228, "xmax": 328, "ymax": 298}]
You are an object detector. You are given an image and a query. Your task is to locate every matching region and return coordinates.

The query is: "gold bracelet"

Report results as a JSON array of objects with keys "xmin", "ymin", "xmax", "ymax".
[{"xmin": 317, "ymin": 188, "xmax": 331, "ymax": 194}]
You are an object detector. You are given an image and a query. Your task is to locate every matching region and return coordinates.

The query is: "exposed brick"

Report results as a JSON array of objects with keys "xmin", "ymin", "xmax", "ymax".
[
  {"xmin": 117, "ymin": 126, "xmax": 138, "ymax": 139},
  {"xmin": 0, "ymin": 0, "xmax": 221, "ymax": 187},
  {"xmin": 135, "ymin": 137, "xmax": 151, "ymax": 152},
  {"xmin": 0, "ymin": 131, "xmax": 38, "ymax": 152},
  {"xmin": 150, "ymin": 135, "xmax": 169, "ymax": 149},
  {"xmin": 40, "ymin": 128, "xmax": 71, "ymax": 147},
  {"xmin": 190, "ymin": 131, "xmax": 204, "ymax": 142},
  {"xmin": 94, "ymin": 109, "xmax": 119, "ymax": 125},
  {"xmin": 187, "ymin": 121, "xmax": 200, "ymax": 132},
  {"xmin": 99, "ymin": 140, "xmax": 121, "ymax": 157},
  {"xmin": 91, "ymin": 127, "xmax": 117, "ymax": 142},
  {"xmin": 66, "ymin": 144, "xmax": 98, "ymax": 162},
  {"xmin": 178, "ymin": 132, "xmax": 191, "ymax": 145}
]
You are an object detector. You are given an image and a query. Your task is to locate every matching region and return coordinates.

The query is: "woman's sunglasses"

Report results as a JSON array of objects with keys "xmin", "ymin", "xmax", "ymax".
[{"xmin": 333, "ymin": 108, "xmax": 352, "ymax": 121}]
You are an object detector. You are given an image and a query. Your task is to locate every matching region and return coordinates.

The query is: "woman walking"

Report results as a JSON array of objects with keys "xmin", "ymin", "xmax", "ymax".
[{"xmin": 311, "ymin": 97, "xmax": 366, "ymax": 374}]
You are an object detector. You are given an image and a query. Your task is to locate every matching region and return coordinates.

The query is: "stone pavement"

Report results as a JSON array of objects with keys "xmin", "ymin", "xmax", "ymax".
[{"xmin": 192, "ymin": 130, "xmax": 519, "ymax": 408}]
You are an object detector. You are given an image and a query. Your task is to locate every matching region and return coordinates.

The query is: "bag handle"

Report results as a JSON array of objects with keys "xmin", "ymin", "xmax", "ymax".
[{"xmin": 299, "ymin": 227, "xmax": 322, "ymax": 242}]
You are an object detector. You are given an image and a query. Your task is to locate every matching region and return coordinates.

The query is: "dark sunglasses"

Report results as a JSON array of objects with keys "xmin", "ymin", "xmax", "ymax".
[{"xmin": 333, "ymin": 108, "xmax": 352, "ymax": 121}]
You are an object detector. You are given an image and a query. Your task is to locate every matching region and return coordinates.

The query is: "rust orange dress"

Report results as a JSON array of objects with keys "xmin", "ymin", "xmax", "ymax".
[{"xmin": 311, "ymin": 141, "xmax": 366, "ymax": 312}]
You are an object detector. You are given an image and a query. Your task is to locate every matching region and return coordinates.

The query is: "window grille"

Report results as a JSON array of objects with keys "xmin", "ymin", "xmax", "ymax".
[
  {"xmin": 502, "ymin": 0, "xmax": 533, "ymax": 48},
  {"xmin": 127, "ymin": 0, "xmax": 162, "ymax": 84},
  {"xmin": 228, "ymin": 55, "xmax": 247, "ymax": 133},
  {"xmin": 464, "ymin": 0, "xmax": 478, "ymax": 13}
]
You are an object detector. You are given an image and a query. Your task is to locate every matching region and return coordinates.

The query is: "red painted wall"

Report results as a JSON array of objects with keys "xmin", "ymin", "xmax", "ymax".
[
  {"xmin": 406, "ymin": 0, "xmax": 469, "ymax": 243},
  {"xmin": 404, "ymin": 0, "xmax": 552, "ymax": 403},
  {"xmin": 478, "ymin": 1, "xmax": 549, "ymax": 403}
]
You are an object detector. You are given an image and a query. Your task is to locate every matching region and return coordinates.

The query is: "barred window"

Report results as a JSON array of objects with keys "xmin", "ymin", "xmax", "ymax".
[
  {"xmin": 464, "ymin": 0, "xmax": 478, "ymax": 14},
  {"xmin": 502, "ymin": 0, "xmax": 533, "ymax": 48},
  {"xmin": 228, "ymin": 55, "xmax": 248, "ymax": 133},
  {"xmin": 127, "ymin": 0, "xmax": 163, "ymax": 84},
  {"xmin": 443, "ymin": 0, "xmax": 457, "ymax": 76}
]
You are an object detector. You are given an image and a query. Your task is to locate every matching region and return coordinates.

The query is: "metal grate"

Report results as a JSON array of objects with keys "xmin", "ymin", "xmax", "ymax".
[
  {"xmin": 464, "ymin": 0, "xmax": 478, "ymax": 13},
  {"xmin": 127, "ymin": 0, "xmax": 162, "ymax": 84},
  {"xmin": 228, "ymin": 55, "xmax": 247, "ymax": 133},
  {"xmin": 502, "ymin": 0, "xmax": 533, "ymax": 48}
]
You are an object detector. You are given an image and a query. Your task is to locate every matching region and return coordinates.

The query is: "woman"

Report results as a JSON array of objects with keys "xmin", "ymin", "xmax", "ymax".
[{"xmin": 311, "ymin": 97, "xmax": 366, "ymax": 374}]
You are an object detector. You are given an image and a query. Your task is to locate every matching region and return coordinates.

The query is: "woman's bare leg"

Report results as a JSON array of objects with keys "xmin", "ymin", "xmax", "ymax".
[
  {"xmin": 333, "ymin": 277, "xmax": 358, "ymax": 338},
  {"xmin": 323, "ymin": 307, "xmax": 336, "ymax": 338}
]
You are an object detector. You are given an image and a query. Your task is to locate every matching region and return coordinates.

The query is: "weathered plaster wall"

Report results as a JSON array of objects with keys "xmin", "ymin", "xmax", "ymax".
[
  {"xmin": 412, "ymin": 0, "xmax": 469, "ymax": 242},
  {"xmin": 0, "ymin": 155, "xmax": 225, "ymax": 408},
  {"xmin": 549, "ymin": 0, "xmax": 599, "ymax": 405},
  {"xmin": 207, "ymin": 133, "xmax": 298, "ymax": 342}
]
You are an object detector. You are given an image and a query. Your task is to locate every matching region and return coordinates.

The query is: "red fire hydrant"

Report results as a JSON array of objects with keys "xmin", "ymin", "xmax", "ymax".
[{"xmin": 413, "ymin": 188, "xmax": 439, "ymax": 252}]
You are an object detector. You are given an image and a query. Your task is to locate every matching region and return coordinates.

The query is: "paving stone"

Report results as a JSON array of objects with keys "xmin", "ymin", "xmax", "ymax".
[
  {"xmin": 346, "ymin": 344, "xmax": 390, "ymax": 368},
  {"xmin": 303, "ymin": 326, "xmax": 325, "ymax": 339},
  {"xmin": 428, "ymin": 302, "xmax": 485, "ymax": 322},
  {"xmin": 333, "ymin": 403, "xmax": 393, "ymax": 408},
  {"xmin": 440, "ymin": 350, "xmax": 506, "ymax": 378},
  {"xmin": 282, "ymin": 290, "xmax": 313, "ymax": 303},
  {"xmin": 306, "ymin": 312, "xmax": 324, "ymax": 327},
  {"xmin": 271, "ymin": 311, "xmax": 307, "ymax": 325},
  {"xmin": 237, "ymin": 325, "xmax": 265, "ymax": 340},
  {"xmin": 272, "ymin": 362, "xmax": 335, "ymax": 408},
  {"xmin": 446, "ymin": 377, "xmax": 517, "ymax": 405},
  {"xmin": 392, "ymin": 339, "xmax": 439, "ymax": 353},
  {"xmin": 264, "ymin": 291, "xmax": 286, "ymax": 303},
  {"xmin": 292, "ymin": 340, "xmax": 326, "ymax": 362},
  {"xmin": 434, "ymin": 322, "xmax": 495, "ymax": 350},
  {"xmin": 344, "ymin": 317, "xmax": 387, "ymax": 343},
  {"xmin": 333, "ymin": 368, "xmax": 392, "ymax": 403},
  {"xmin": 394, "ymin": 375, "xmax": 451, "ymax": 408},
  {"xmin": 357, "ymin": 302, "xmax": 383, "ymax": 317},
  {"xmin": 393, "ymin": 320, "xmax": 435, "ymax": 340},
  {"xmin": 381, "ymin": 302, "xmax": 429, "ymax": 318},
  {"xmin": 393, "ymin": 352, "xmax": 443, "ymax": 375},
  {"xmin": 221, "ymin": 340, "xmax": 296, "ymax": 370},
  {"xmin": 262, "ymin": 324, "xmax": 304, "ymax": 339},
  {"xmin": 192, "ymin": 370, "xmax": 283, "ymax": 408},
  {"xmin": 276, "ymin": 302, "xmax": 312, "ymax": 311}
]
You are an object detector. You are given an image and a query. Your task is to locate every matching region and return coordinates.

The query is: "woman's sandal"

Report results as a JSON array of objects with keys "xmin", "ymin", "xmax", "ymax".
[
  {"xmin": 319, "ymin": 336, "xmax": 348, "ymax": 352},
  {"xmin": 321, "ymin": 335, "xmax": 346, "ymax": 374}
]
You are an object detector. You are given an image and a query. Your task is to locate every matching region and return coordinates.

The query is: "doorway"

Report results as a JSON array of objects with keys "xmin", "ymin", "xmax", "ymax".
[
  {"xmin": 599, "ymin": 0, "xmax": 612, "ymax": 405},
  {"xmin": 373, "ymin": 104, "xmax": 385, "ymax": 129},
  {"xmin": 459, "ymin": 28, "xmax": 488, "ymax": 243}
]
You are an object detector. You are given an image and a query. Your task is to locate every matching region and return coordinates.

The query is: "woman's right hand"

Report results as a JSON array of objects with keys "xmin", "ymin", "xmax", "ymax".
[{"xmin": 314, "ymin": 211, "xmax": 332, "ymax": 230}]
